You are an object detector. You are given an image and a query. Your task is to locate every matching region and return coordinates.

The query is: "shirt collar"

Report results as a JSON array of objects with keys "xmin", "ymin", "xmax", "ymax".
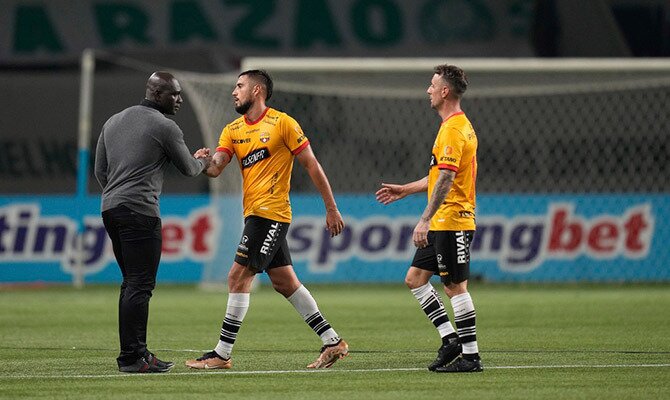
[{"xmin": 141, "ymin": 99, "xmax": 165, "ymax": 113}]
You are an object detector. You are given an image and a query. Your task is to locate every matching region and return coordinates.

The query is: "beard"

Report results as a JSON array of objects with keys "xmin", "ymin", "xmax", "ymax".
[{"xmin": 235, "ymin": 100, "xmax": 252, "ymax": 115}]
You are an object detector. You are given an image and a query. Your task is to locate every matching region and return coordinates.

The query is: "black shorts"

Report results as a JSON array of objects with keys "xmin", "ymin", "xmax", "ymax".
[
  {"xmin": 411, "ymin": 230, "xmax": 475, "ymax": 284},
  {"xmin": 234, "ymin": 215, "xmax": 292, "ymax": 273}
]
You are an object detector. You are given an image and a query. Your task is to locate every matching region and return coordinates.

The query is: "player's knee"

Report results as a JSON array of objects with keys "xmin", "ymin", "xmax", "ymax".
[
  {"xmin": 272, "ymin": 280, "xmax": 299, "ymax": 297},
  {"xmin": 443, "ymin": 281, "xmax": 467, "ymax": 298},
  {"xmin": 404, "ymin": 276, "xmax": 414, "ymax": 289},
  {"xmin": 227, "ymin": 266, "xmax": 255, "ymax": 292},
  {"xmin": 404, "ymin": 274, "xmax": 424, "ymax": 289},
  {"xmin": 271, "ymin": 280, "xmax": 285, "ymax": 294}
]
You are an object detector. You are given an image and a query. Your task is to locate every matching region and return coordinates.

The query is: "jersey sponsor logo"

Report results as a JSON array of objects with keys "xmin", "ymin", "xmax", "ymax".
[
  {"xmin": 440, "ymin": 156, "xmax": 457, "ymax": 163},
  {"xmin": 297, "ymin": 135, "xmax": 307, "ymax": 144},
  {"xmin": 455, "ymin": 230, "xmax": 468, "ymax": 264},
  {"xmin": 430, "ymin": 153, "xmax": 437, "ymax": 167},
  {"xmin": 232, "ymin": 138, "xmax": 251, "ymax": 144},
  {"xmin": 238, "ymin": 235, "xmax": 249, "ymax": 251},
  {"xmin": 260, "ymin": 222, "xmax": 281, "ymax": 255},
  {"xmin": 260, "ymin": 132, "xmax": 270, "ymax": 143},
  {"xmin": 241, "ymin": 147, "xmax": 270, "ymax": 169},
  {"xmin": 436, "ymin": 253, "xmax": 448, "ymax": 276}
]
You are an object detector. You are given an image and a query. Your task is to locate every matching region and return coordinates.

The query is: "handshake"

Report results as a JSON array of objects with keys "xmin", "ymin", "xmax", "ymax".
[{"xmin": 193, "ymin": 147, "xmax": 212, "ymax": 171}]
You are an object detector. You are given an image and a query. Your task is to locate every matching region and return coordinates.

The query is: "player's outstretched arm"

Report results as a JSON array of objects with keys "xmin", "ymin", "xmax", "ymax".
[
  {"xmin": 376, "ymin": 176, "xmax": 428, "ymax": 205},
  {"xmin": 193, "ymin": 147, "xmax": 213, "ymax": 171},
  {"xmin": 203, "ymin": 150, "xmax": 232, "ymax": 178},
  {"xmin": 296, "ymin": 145, "xmax": 344, "ymax": 237}
]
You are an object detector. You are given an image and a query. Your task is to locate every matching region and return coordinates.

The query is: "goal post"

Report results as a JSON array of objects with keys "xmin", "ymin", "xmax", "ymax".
[
  {"xmin": 173, "ymin": 70, "xmax": 245, "ymax": 290},
  {"xmin": 73, "ymin": 48, "xmax": 96, "ymax": 289}
]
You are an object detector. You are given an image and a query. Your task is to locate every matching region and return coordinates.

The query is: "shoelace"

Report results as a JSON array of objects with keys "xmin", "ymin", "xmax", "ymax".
[
  {"xmin": 197, "ymin": 351, "xmax": 224, "ymax": 361},
  {"xmin": 319, "ymin": 339, "xmax": 342, "ymax": 354}
]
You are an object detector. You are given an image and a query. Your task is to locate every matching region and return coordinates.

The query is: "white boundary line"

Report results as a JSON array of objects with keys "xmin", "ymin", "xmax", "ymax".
[{"xmin": 2, "ymin": 363, "xmax": 669, "ymax": 380}]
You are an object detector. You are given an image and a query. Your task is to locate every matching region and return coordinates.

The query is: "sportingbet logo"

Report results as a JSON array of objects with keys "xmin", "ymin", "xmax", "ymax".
[
  {"xmin": 475, "ymin": 203, "xmax": 653, "ymax": 271},
  {"xmin": 0, "ymin": 204, "xmax": 219, "ymax": 275},
  {"xmin": 288, "ymin": 203, "xmax": 653, "ymax": 273}
]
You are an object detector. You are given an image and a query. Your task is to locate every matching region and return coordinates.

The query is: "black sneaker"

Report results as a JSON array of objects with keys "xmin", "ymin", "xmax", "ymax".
[
  {"xmin": 427, "ymin": 338, "xmax": 462, "ymax": 371},
  {"xmin": 434, "ymin": 357, "xmax": 483, "ymax": 373},
  {"xmin": 147, "ymin": 353, "xmax": 174, "ymax": 372},
  {"xmin": 118, "ymin": 357, "xmax": 151, "ymax": 373}
]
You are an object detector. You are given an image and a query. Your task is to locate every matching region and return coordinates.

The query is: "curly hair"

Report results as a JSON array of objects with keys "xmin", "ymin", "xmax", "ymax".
[{"xmin": 434, "ymin": 64, "xmax": 468, "ymax": 98}]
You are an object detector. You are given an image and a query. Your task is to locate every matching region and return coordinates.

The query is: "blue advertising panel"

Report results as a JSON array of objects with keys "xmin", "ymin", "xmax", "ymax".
[
  {"xmin": 0, "ymin": 196, "xmax": 215, "ymax": 284},
  {"xmin": 0, "ymin": 194, "xmax": 667, "ymax": 284},
  {"xmin": 287, "ymin": 194, "xmax": 666, "ymax": 283}
]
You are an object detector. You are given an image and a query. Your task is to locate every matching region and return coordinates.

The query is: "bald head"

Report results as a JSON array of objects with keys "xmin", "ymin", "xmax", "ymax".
[{"xmin": 145, "ymin": 71, "xmax": 183, "ymax": 115}]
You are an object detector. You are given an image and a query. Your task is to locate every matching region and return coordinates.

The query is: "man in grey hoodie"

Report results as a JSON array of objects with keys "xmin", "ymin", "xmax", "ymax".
[{"xmin": 95, "ymin": 71, "xmax": 210, "ymax": 373}]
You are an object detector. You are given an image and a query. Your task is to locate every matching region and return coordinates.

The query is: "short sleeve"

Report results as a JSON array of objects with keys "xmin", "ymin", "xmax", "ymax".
[
  {"xmin": 281, "ymin": 114, "xmax": 310, "ymax": 155},
  {"xmin": 216, "ymin": 125, "xmax": 234, "ymax": 158},
  {"xmin": 437, "ymin": 127, "xmax": 465, "ymax": 172}
]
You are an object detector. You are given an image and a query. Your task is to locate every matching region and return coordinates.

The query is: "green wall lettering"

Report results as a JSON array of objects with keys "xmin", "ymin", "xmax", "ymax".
[
  {"xmin": 351, "ymin": 0, "xmax": 402, "ymax": 46},
  {"xmin": 419, "ymin": 0, "xmax": 494, "ymax": 43},
  {"xmin": 508, "ymin": 0, "xmax": 533, "ymax": 36},
  {"xmin": 171, "ymin": 1, "xmax": 218, "ymax": 42},
  {"xmin": 94, "ymin": 3, "xmax": 152, "ymax": 45},
  {"xmin": 224, "ymin": 0, "xmax": 279, "ymax": 48},
  {"xmin": 294, "ymin": 0, "xmax": 342, "ymax": 48},
  {"xmin": 13, "ymin": 5, "xmax": 64, "ymax": 53}
]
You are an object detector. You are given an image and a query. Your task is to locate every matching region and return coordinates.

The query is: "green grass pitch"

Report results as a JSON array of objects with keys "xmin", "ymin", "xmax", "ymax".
[{"xmin": 0, "ymin": 283, "xmax": 669, "ymax": 399}]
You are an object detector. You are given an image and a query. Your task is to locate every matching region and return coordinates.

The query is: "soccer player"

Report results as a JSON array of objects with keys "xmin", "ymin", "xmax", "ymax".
[
  {"xmin": 185, "ymin": 70, "xmax": 348, "ymax": 370},
  {"xmin": 375, "ymin": 64, "xmax": 482, "ymax": 373},
  {"xmin": 95, "ymin": 71, "xmax": 211, "ymax": 373}
]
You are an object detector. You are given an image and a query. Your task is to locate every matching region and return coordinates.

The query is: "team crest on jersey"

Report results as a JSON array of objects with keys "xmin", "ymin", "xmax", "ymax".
[{"xmin": 260, "ymin": 132, "xmax": 270, "ymax": 143}]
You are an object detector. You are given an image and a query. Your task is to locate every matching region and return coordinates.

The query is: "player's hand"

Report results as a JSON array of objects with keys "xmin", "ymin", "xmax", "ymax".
[
  {"xmin": 376, "ymin": 183, "xmax": 405, "ymax": 205},
  {"xmin": 194, "ymin": 147, "xmax": 211, "ymax": 159},
  {"xmin": 326, "ymin": 209, "xmax": 344, "ymax": 237},
  {"xmin": 413, "ymin": 219, "xmax": 430, "ymax": 248}
]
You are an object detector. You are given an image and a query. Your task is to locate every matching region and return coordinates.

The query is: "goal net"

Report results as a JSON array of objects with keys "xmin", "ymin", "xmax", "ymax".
[
  {"xmin": 174, "ymin": 71, "xmax": 243, "ymax": 290},
  {"xmin": 176, "ymin": 57, "xmax": 670, "ymax": 287}
]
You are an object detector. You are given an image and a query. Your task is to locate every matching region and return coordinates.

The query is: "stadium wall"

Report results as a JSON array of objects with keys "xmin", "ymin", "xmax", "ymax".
[{"xmin": 0, "ymin": 194, "xmax": 666, "ymax": 284}]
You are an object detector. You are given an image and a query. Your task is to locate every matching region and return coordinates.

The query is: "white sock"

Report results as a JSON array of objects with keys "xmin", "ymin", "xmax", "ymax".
[
  {"xmin": 451, "ymin": 292, "xmax": 479, "ymax": 355},
  {"xmin": 214, "ymin": 292, "xmax": 250, "ymax": 359},
  {"xmin": 411, "ymin": 283, "xmax": 456, "ymax": 339},
  {"xmin": 287, "ymin": 285, "xmax": 340, "ymax": 345}
]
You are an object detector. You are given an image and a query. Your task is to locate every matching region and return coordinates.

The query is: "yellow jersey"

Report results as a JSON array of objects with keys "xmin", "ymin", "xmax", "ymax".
[
  {"xmin": 428, "ymin": 112, "xmax": 477, "ymax": 231},
  {"xmin": 216, "ymin": 107, "xmax": 309, "ymax": 223}
]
